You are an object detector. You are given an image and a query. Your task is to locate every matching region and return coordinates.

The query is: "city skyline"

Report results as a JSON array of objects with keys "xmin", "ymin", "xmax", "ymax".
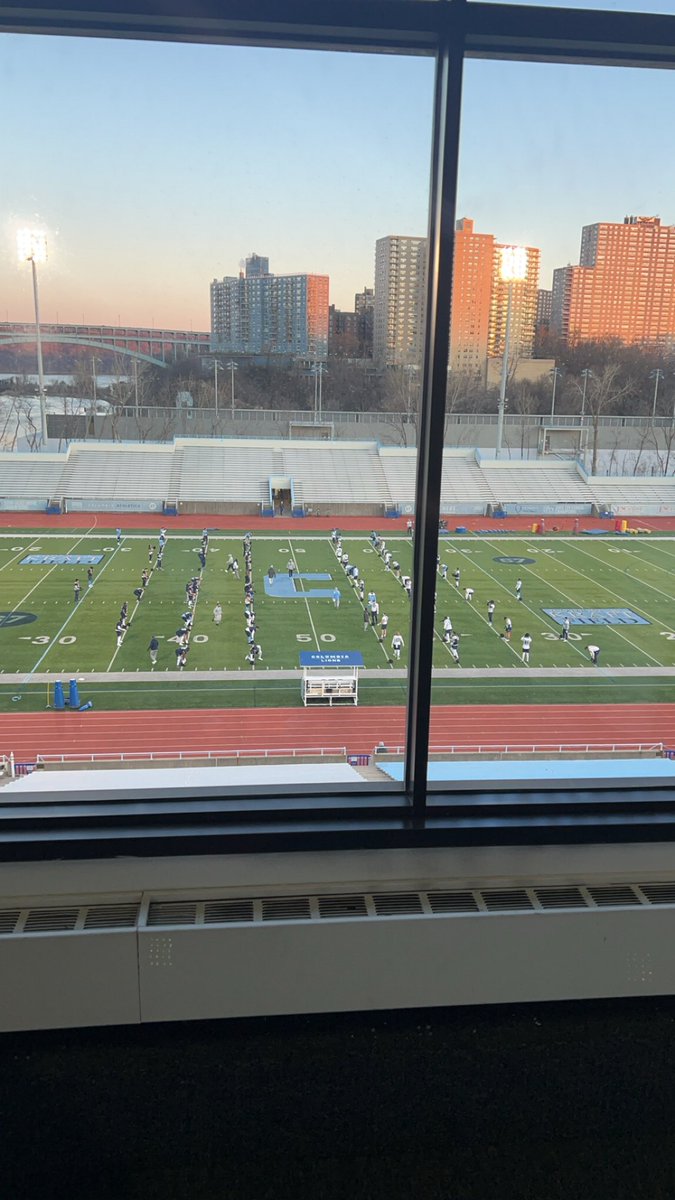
[{"xmin": 4, "ymin": 35, "xmax": 675, "ymax": 328}]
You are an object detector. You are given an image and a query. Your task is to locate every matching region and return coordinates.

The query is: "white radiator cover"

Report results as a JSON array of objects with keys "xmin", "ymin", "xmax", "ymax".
[
  {"xmin": 2, "ymin": 868, "xmax": 675, "ymax": 1031},
  {"xmin": 138, "ymin": 906, "xmax": 665, "ymax": 1024}
]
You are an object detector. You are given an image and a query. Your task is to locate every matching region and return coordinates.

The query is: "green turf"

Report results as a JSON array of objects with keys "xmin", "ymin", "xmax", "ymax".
[
  {"xmin": 2, "ymin": 529, "xmax": 675, "ymax": 688},
  {"xmin": 1, "ymin": 675, "xmax": 674, "ymax": 713}
]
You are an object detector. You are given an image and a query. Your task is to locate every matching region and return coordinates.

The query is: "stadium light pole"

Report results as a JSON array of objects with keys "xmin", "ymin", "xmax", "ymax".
[
  {"xmin": 226, "ymin": 361, "xmax": 238, "ymax": 417},
  {"xmin": 496, "ymin": 245, "xmax": 527, "ymax": 460},
  {"xmin": 213, "ymin": 359, "xmax": 223, "ymax": 420},
  {"xmin": 580, "ymin": 368, "xmax": 592, "ymax": 420},
  {"xmin": 650, "ymin": 368, "xmax": 665, "ymax": 420},
  {"xmin": 309, "ymin": 360, "xmax": 327, "ymax": 423},
  {"xmin": 550, "ymin": 366, "xmax": 563, "ymax": 419},
  {"xmin": 16, "ymin": 228, "xmax": 49, "ymax": 449},
  {"xmin": 91, "ymin": 355, "xmax": 97, "ymax": 436}
]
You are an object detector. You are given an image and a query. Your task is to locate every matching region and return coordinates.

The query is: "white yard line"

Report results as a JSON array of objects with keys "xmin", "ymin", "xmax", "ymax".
[
  {"xmin": 25, "ymin": 540, "xmax": 122, "ymax": 681},
  {"xmin": 566, "ymin": 541, "xmax": 675, "ymax": 633},
  {"xmin": 436, "ymin": 572, "xmax": 521, "ymax": 664},
  {"xmin": 350, "ymin": 540, "xmax": 392, "ymax": 665},
  {"xmin": 481, "ymin": 537, "xmax": 662, "ymax": 666},
  {"xmin": 288, "ymin": 538, "xmax": 320, "ymax": 651},
  {"xmin": 5, "ymin": 525, "xmax": 97, "ymax": 627},
  {"xmin": 106, "ymin": 543, "xmax": 160, "ymax": 671},
  {"xmin": 446, "ymin": 537, "xmax": 589, "ymax": 663},
  {"xmin": 408, "ymin": 536, "xmax": 519, "ymax": 666},
  {"xmin": 0, "ymin": 540, "xmax": 42, "ymax": 575}
]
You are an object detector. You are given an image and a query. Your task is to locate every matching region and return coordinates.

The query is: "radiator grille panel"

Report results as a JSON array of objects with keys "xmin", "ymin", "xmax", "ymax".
[
  {"xmin": 205, "ymin": 900, "xmax": 255, "ymax": 924},
  {"xmin": 84, "ymin": 904, "xmax": 140, "ymax": 930},
  {"xmin": 318, "ymin": 895, "xmax": 369, "ymax": 919},
  {"xmin": 588, "ymin": 886, "xmax": 643, "ymax": 907},
  {"xmin": 0, "ymin": 910, "xmax": 20, "ymax": 934},
  {"xmin": 24, "ymin": 908, "xmax": 80, "ymax": 932},
  {"xmin": 3, "ymin": 881, "xmax": 675, "ymax": 937},
  {"xmin": 535, "ymin": 887, "xmax": 586, "ymax": 909},
  {"xmin": 147, "ymin": 902, "xmax": 197, "ymax": 926}
]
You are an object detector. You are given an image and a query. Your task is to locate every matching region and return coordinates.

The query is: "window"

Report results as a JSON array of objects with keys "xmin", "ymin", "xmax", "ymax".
[{"xmin": 1, "ymin": 0, "xmax": 675, "ymax": 857}]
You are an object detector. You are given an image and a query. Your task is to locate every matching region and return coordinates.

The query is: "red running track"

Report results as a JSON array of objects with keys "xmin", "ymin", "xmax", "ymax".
[
  {"xmin": 2, "ymin": 511, "xmax": 674, "ymax": 533},
  {"xmin": 3, "ymin": 704, "xmax": 675, "ymax": 760}
]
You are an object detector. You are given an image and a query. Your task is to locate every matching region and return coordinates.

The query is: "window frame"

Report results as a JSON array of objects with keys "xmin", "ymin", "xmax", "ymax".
[{"xmin": 2, "ymin": 0, "xmax": 675, "ymax": 860}]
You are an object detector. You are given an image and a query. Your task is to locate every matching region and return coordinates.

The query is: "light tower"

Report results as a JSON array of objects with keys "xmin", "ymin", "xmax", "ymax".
[
  {"xmin": 16, "ymin": 228, "xmax": 49, "ymax": 448},
  {"xmin": 496, "ymin": 245, "xmax": 527, "ymax": 460}
]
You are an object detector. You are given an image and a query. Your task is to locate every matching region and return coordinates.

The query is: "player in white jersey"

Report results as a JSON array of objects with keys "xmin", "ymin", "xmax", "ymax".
[
  {"xmin": 521, "ymin": 633, "xmax": 532, "ymax": 663},
  {"xmin": 391, "ymin": 632, "xmax": 404, "ymax": 660}
]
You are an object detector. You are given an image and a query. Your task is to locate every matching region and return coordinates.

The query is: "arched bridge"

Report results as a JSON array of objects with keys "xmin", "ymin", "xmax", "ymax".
[{"xmin": 0, "ymin": 332, "xmax": 170, "ymax": 368}]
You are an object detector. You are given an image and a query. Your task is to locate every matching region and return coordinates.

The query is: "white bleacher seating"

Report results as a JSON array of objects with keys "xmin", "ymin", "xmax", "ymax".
[
  {"xmin": 380, "ymin": 450, "xmax": 495, "ymax": 506},
  {"xmin": 481, "ymin": 464, "xmax": 590, "ymax": 503},
  {"xmin": 281, "ymin": 443, "xmax": 390, "ymax": 505},
  {"xmin": 589, "ymin": 480, "xmax": 675, "ymax": 505},
  {"xmin": 54, "ymin": 444, "xmax": 174, "ymax": 501},
  {"xmin": 175, "ymin": 443, "xmax": 270, "ymax": 504},
  {"xmin": 5, "ymin": 436, "xmax": 675, "ymax": 515},
  {"xmin": 0, "ymin": 453, "xmax": 66, "ymax": 500}
]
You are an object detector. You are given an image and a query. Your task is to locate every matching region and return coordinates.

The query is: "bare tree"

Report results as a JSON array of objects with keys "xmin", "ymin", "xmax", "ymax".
[
  {"xmin": 585, "ymin": 365, "xmax": 633, "ymax": 474},
  {"xmin": 381, "ymin": 366, "xmax": 420, "ymax": 446}
]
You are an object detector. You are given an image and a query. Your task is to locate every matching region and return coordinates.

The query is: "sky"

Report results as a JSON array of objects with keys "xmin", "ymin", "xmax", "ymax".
[{"xmin": 2, "ymin": 30, "xmax": 675, "ymax": 330}]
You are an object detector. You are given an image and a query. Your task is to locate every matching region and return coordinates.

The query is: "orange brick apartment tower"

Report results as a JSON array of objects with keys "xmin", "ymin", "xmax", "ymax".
[
  {"xmin": 488, "ymin": 242, "xmax": 540, "ymax": 361},
  {"xmin": 552, "ymin": 216, "xmax": 675, "ymax": 346},
  {"xmin": 449, "ymin": 218, "xmax": 495, "ymax": 375}
]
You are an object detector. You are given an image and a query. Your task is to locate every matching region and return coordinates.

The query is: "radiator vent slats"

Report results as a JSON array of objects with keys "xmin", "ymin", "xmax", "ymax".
[
  {"xmin": 318, "ymin": 895, "xmax": 369, "ymax": 919},
  {"xmin": 262, "ymin": 897, "xmax": 311, "ymax": 922},
  {"xmin": 482, "ymin": 889, "xmax": 534, "ymax": 912},
  {"xmin": 147, "ymin": 902, "xmax": 197, "ymax": 926},
  {"xmin": 372, "ymin": 893, "xmax": 424, "ymax": 916},
  {"xmin": 0, "ymin": 910, "xmax": 20, "ymax": 934},
  {"xmin": 639, "ymin": 884, "xmax": 675, "ymax": 904},
  {"xmin": 24, "ymin": 908, "xmax": 80, "ymax": 932},
  {"xmin": 5, "ymin": 881, "xmax": 675, "ymax": 937},
  {"xmin": 427, "ymin": 892, "xmax": 480, "ymax": 914},
  {"xmin": 535, "ymin": 887, "xmax": 587, "ymax": 909},
  {"xmin": 84, "ymin": 904, "xmax": 140, "ymax": 930},
  {"xmin": 205, "ymin": 900, "xmax": 255, "ymax": 924},
  {"xmin": 588, "ymin": 886, "xmax": 642, "ymax": 907}
]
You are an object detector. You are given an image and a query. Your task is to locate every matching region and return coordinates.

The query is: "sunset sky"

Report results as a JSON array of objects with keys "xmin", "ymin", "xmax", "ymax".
[{"xmin": 3, "ymin": 31, "xmax": 675, "ymax": 331}]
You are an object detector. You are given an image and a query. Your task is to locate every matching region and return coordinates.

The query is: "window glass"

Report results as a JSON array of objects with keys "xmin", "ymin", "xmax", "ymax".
[
  {"xmin": 418, "ymin": 57, "xmax": 675, "ymax": 785},
  {"xmin": 476, "ymin": 0, "xmax": 675, "ymax": 10},
  {"xmin": 0, "ymin": 35, "xmax": 433, "ymax": 787}
]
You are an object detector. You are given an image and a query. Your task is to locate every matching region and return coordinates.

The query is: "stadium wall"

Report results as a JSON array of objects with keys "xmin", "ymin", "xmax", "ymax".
[
  {"xmin": 501, "ymin": 502, "xmax": 593, "ymax": 516},
  {"xmin": 0, "ymin": 498, "xmax": 49, "ymax": 511},
  {"xmin": 66, "ymin": 499, "xmax": 164, "ymax": 513},
  {"xmin": 610, "ymin": 503, "xmax": 675, "ymax": 516}
]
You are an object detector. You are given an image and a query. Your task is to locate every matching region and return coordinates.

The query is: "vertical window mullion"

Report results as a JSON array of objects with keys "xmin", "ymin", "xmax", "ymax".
[{"xmin": 405, "ymin": 29, "xmax": 464, "ymax": 818}]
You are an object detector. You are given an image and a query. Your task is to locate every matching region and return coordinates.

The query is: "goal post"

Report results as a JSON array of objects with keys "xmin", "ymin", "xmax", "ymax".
[{"xmin": 538, "ymin": 426, "xmax": 587, "ymax": 458}]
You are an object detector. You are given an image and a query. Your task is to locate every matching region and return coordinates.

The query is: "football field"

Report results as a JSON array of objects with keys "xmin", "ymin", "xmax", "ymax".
[{"xmin": 2, "ymin": 528, "xmax": 675, "ymax": 679}]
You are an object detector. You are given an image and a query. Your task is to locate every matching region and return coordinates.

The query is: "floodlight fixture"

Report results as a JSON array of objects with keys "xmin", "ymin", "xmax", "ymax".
[
  {"xmin": 499, "ymin": 245, "xmax": 527, "ymax": 283},
  {"xmin": 17, "ymin": 228, "xmax": 48, "ymax": 264}
]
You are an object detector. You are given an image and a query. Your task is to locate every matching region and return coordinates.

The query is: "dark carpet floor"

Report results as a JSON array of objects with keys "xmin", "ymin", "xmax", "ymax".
[{"xmin": 2, "ymin": 997, "xmax": 675, "ymax": 1200}]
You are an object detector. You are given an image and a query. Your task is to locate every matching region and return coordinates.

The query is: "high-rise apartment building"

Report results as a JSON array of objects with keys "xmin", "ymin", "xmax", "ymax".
[
  {"xmin": 449, "ymin": 218, "xmax": 495, "ymax": 376},
  {"xmin": 551, "ymin": 216, "xmax": 675, "ymax": 346},
  {"xmin": 374, "ymin": 224, "xmax": 540, "ymax": 376},
  {"xmin": 374, "ymin": 236, "xmax": 426, "ymax": 366},
  {"xmin": 488, "ymin": 242, "xmax": 540, "ymax": 361},
  {"xmin": 536, "ymin": 288, "xmax": 553, "ymax": 332},
  {"xmin": 210, "ymin": 255, "xmax": 329, "ymax": 358},
  {"xmin": 354, "ymin": 286, "xmax": 374, "ymax": 357}
]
